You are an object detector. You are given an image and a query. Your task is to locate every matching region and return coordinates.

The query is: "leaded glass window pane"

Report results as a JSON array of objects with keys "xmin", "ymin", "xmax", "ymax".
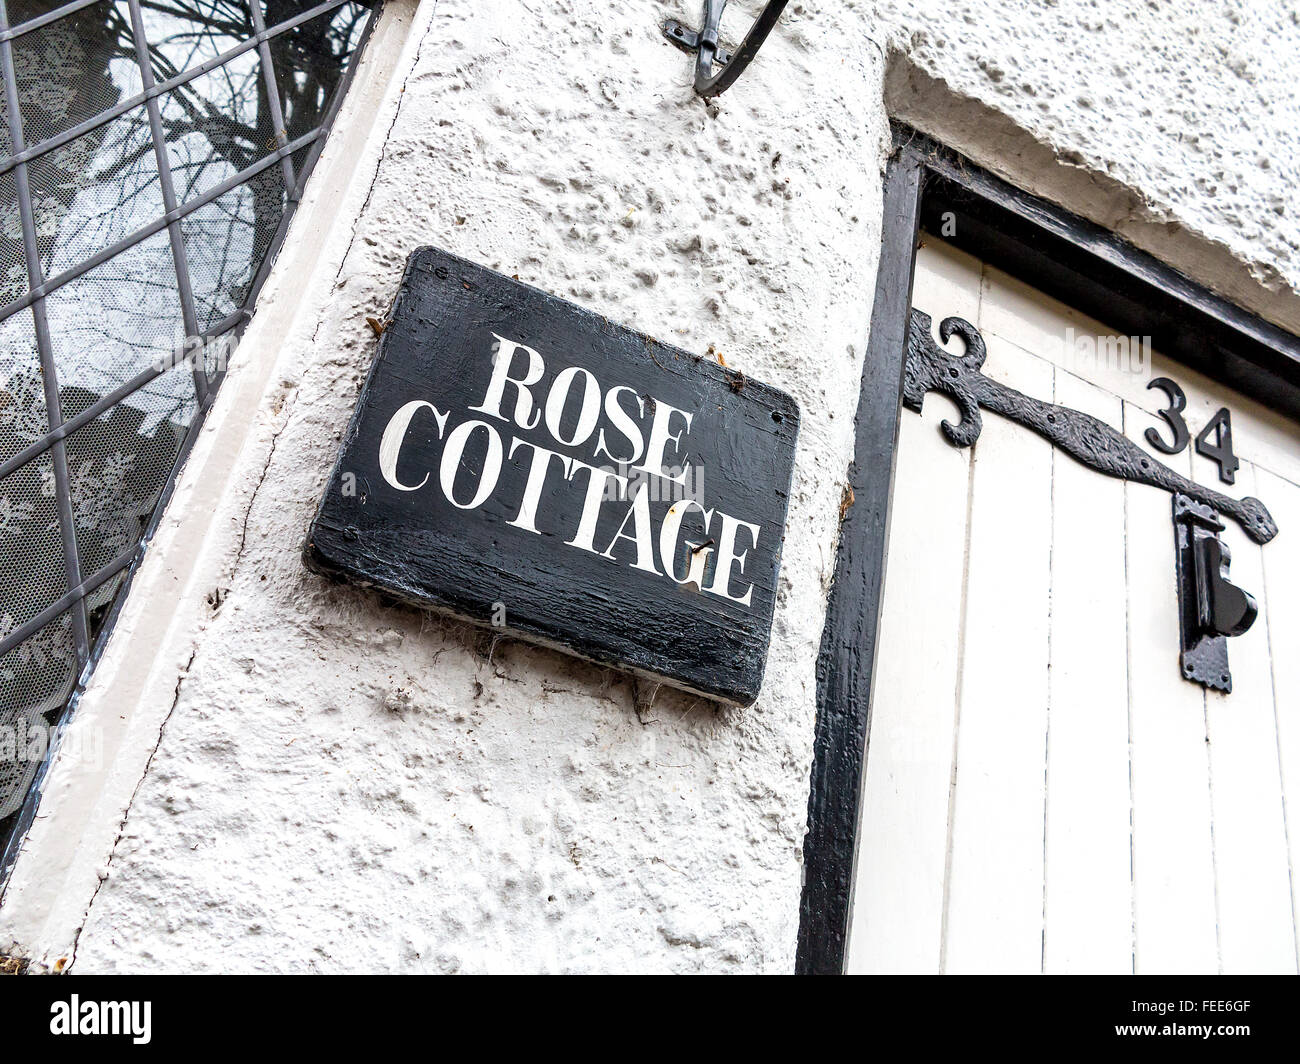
[{"xmin": 0, "ymin": 0, "xmax": 374, "ymax": 854}]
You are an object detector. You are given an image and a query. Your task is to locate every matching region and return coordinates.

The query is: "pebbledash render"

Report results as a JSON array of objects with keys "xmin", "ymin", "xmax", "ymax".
[{"xmin": 2, "ymin": 0, "xmax": 1300, "ymax": 974}]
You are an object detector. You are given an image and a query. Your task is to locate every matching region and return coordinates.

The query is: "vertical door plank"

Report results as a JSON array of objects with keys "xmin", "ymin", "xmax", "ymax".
[
  {"xmin": 1126, "ymin": 426, "xmax": 1219, "ymax": 972},
  {"xmin": 846, "ymin": 241, "xmax": 979, "ymax": 973},
  {"xmin": 1256, "ymin": 466, "xmax": 1300, "ymax": 969},
  {"xmin": 1042, "ymin": 372, "xmax": 1133, "ymax": 973},
  {"xmin": 943, "ymin": 338, "xmax": 1054, "ymax": 974},
  {"xmin": 846, "ymin": 409, "xmax": 971, "ymax": 972},
  {"xmin": 847, "ymin": 235, "xmax": 1299, "ymax": 974},
  {"xmin": 1204, "ymin": 461, "xmax": 1297, "ymax": 973}
]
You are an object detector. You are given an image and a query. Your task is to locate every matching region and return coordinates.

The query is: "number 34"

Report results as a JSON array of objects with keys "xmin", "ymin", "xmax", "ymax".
[{"xmin": 1145, "ymin": 377, "xmax": 1239, "ymax": 485}]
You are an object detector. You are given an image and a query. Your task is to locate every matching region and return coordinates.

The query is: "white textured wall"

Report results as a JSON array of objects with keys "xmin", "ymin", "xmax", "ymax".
[
  {"xmin": 878, "ymin": 0, "xmax": 1300, "ymax": 328},
  {"xmin": 59, "ymin": 0, "xmax": 884, "ymax": 973},
  {"xmin": 5, "ymin": 0, "xmax": 1300, "ymax": 973}
]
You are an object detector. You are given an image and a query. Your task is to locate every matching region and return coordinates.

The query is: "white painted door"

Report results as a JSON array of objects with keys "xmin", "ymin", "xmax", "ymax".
[{"xmin": 846, "ymin": 239, "xmax": 1300, "ymax": 975}]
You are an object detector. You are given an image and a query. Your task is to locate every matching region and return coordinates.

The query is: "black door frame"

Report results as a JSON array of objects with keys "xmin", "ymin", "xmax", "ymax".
[{"xmin": 796, "ymin": 122, "xmax": 1300, "ymax": 975}]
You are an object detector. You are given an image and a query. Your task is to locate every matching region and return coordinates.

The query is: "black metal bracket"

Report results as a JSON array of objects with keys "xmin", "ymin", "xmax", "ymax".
[
  {"xmin": 905, "ymin": 309, "xmax": 1279, "ymax": 545},
  {"xmin": 905, "ymin": 308, "xmax": 1276, "ymax": 693},
  {"xmin": 1173, "ymin": 494, "xmax": 1258, "ymax": 692},
  {"xmin": 662, "ymin": 1, "xmax": 788, "ymax": 98}
]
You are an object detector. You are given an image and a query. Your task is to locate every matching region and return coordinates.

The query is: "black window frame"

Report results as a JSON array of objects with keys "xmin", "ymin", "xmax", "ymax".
[{"xmin": 797, "ymin": 122, "xmax": 1300, "ymax": 974}]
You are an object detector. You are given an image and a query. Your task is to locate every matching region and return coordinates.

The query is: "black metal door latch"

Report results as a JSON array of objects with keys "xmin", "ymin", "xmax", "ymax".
[
  {"xmin": 1173, "ymin": 495, "xmax": 1258, "ymax": 692},
  {"xmin": 905, "ymin": 308, "xmax": 1278, "ymax": 692},
  {"xmin": 662, "ymin": 1, "xmax": 788, "ymax": 98}
]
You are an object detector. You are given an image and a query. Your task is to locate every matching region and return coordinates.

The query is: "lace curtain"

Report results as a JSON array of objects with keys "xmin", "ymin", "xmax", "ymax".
[{"xmin": 0, "ymin": 0, "xmax": 371, "ymax": 826}]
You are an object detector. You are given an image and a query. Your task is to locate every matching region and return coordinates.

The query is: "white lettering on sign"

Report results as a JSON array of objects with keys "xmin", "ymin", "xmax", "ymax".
[
  {"xmin": 467, "ymin": 334, "xmax": 545, "ymax": 429},
  {"xmin": 377, "ymin": 333, "xmax": 762, "ymax": 608},
  {"xmin": 593, "ymin": 385, "xmax": 645, "ymax": 464},
  {"xmin": 378, "ymin": 400, "xmax": 447, "ymax": 491}
]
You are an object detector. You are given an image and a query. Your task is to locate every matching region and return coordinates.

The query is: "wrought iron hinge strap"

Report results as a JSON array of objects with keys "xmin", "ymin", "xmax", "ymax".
[{"xmin": 904, "ymin": 308, "xmax": 1279, "ymax": 545}]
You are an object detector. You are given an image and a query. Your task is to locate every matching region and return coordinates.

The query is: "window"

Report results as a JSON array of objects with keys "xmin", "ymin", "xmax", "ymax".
[{"xmin": 0, "ymin": 0, "xmax": 375, "ymax": 852}]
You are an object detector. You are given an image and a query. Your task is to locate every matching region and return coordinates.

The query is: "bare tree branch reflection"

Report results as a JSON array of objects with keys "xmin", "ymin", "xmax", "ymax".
[{"xmin": 0, "ymin": 0, "xmax": 371, "ymax": 823}]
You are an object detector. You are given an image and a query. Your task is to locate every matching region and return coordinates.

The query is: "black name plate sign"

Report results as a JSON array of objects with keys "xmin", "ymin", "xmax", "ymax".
[{"xmin": 306, "ymin": 248, "xmax": 799, "ymax": 706}]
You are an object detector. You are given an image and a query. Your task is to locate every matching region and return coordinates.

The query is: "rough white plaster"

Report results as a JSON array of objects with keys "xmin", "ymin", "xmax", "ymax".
[
  {"xmin": 877, "ymin": 0, "xmax": 1300, "ymax": 330},
  {"xmin": 4, "ymin": 0, "xmax": 1300, "ymax": 973},
  {"xmin": 54, "ymin": 0, "xmax": 885, "ymax": 973}
]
